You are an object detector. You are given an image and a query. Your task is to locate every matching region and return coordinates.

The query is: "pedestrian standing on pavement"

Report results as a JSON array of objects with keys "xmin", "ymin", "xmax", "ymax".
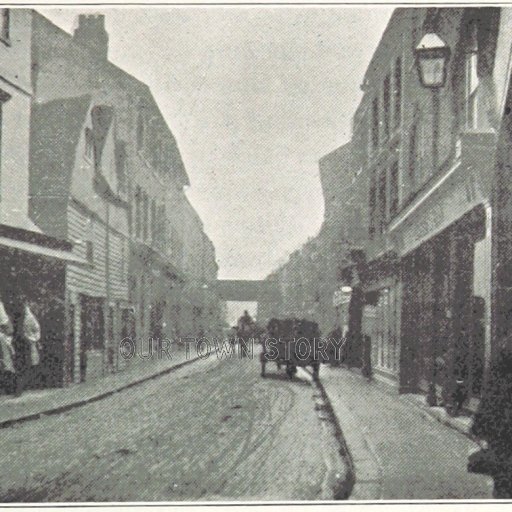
[
  {"xmin": 7, "ymin": 294, "xmax": 41, "ymax": 397},
  {"xmin": 0, "ymin": 298, "xmax": 15, "ymax": 394},
  {"xmin": 470, "ymin": 343, "xmax": 512, "ymax": 498},
  {"xmin": 361, "ymin": 333, "xmax": 373, "ymax": 380}
]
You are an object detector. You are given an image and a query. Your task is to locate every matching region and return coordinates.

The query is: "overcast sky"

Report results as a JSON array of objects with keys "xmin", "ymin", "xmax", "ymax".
[{"xmin": 41, "ymin": 7, "xmax": 393, "ymax": 283}]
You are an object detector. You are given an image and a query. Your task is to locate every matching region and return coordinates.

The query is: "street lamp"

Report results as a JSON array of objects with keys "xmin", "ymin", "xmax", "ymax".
[
  {"xmin": 414, "ymin": 32, "xmax": 451, "ymax": 171},
  {"xmin": 414, "ymin": 32, "xmax": 450, "ymax": 407},
  {"xmin": 414, "ymin": 33, "xmax": 450, "ymax": 88}
]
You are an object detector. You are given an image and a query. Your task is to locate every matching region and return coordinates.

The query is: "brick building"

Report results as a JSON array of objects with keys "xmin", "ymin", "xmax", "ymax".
[{"xmin": 344, "ymin": 7, "xmax": 512, "ymax": 411}]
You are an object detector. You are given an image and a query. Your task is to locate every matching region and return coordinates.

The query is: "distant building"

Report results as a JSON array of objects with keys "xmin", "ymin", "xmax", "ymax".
[{"xmin": 259, "ymin": 140, "xmax": 368, "ymax": 336}]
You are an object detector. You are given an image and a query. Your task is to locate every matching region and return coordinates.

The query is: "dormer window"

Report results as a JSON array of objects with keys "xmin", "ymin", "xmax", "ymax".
[
  {"xmin": 1, "ymin": 9, "xmax": 9, "ymax": 44},
  {"xmin": 84, "ymin": 127, "xmax": 94, "ymax": 161}
]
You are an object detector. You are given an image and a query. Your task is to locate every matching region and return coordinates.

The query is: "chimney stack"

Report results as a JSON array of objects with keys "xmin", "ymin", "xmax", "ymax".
[{"xmin": 73, "ymin": 14, "xmax": 109, "ymax": 60}]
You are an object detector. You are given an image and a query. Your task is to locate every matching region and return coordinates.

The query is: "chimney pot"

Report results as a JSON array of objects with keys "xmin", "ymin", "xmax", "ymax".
[{"xmin": 73, "ymin": 14, "xmax": 109, "ymax": 60}]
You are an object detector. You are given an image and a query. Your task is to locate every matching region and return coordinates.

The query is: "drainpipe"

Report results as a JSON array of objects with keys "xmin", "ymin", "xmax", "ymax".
[{"xmin": 107, "ymin": 200, "xmax": 113, "ymax": 372}]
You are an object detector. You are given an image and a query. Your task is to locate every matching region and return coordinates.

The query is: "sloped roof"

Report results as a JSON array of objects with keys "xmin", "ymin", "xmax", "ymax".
[
  {"xmin": 103, "ymin": 62, "xmax": 190, "ymax": 187},
  {"xmin": 30, "ymin": 95, "xmax": 92, "ymax": 199},
  {"xmin": 32, "ymin": 11, "xmax": 190, "ymax": 188}
]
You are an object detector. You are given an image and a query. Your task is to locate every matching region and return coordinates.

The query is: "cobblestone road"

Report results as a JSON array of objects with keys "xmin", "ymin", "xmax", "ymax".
[{"xmin": 0, "ymin": 356, "xmax": 330, "ymax": 502}]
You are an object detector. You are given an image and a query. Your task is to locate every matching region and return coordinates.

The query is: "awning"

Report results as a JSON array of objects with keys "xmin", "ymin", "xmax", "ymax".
[{"xmin": 0, "ymin": 236, "xmax": 88, "ymax": 265}]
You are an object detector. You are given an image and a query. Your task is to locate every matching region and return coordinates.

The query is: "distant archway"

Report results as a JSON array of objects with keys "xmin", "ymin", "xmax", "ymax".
[{"xmin": 209, "ymin": 280, "xmax": 280, "ymax": 323}]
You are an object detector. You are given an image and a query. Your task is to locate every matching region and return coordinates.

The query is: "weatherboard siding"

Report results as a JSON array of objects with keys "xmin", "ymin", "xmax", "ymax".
[{"xmin": 66, "ymin": 202, "xmax": 129, "ymax": 302}]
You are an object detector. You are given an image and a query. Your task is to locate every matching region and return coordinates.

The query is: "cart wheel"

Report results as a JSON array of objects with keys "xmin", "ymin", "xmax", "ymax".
[
  {"xmin": 312, "ymin": 363, "xmax": 320, "ymax": 381},
  {"xmin": 261, "ymin": 362, "xmax": 266, "ymax": 377}
]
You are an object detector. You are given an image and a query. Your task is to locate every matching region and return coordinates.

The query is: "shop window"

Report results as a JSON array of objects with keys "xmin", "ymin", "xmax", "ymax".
[
  {"xmin": 383, "ymin": 74, "xmax": 391, "ymax": 140},
  {"xmin": 394, "ymin": 57, "xmax": 402, "ymax": 130},
  {"xmin": 1, "ymin": 9, "xmax": 9, "ymax": 43}
]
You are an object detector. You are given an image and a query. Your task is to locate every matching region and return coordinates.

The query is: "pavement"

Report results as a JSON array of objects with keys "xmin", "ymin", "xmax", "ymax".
[
  {"xmin": 319, "ymin": 365, "xmax": 494, "ymax": 500},
  {"xmin": 0, "ymin": 347, "xmax": 197, "ymax": 429}
]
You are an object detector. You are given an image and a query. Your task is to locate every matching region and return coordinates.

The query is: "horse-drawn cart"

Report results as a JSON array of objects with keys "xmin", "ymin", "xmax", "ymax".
[{"xmin": 260, "ymin": 318, "xmax": 323, "ymax": 380}]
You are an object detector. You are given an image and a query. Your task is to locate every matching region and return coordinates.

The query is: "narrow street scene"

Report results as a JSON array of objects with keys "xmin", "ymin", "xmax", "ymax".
[{"xmin": 1, "ymin": 5, "xmax": 512, "ymax": 504}]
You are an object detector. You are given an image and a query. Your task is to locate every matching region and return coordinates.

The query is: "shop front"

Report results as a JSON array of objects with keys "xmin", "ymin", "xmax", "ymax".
[
  {"xmin": 361, "ymin": 252, "xmax": 401, "ymax": 384},
  {"xmin": 129, "ymin": 242, "xmax": 184, "ymax": 347},
  {"xmin": 391, "ymin": 134, "xmax": 494, "ymax": 409},
  {"xmin": 399, "ymin": 206, "xmax": 487, "ymax": 408},
  {"xmin": 0, "ymin": 226, "xmax": 82, "ymax": 391}
]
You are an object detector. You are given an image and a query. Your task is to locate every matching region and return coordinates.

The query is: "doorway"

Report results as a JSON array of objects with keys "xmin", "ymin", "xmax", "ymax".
[{"xmin": 79, "ymin": 294, "xmax": 105, "ymax": 382}]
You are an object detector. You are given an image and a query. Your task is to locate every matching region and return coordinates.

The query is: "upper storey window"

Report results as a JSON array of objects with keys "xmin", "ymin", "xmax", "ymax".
[
  {"xmin": 465, "ymin": 52, "xmax": 479, "ymax": 129},
  {"xmin": 371, "ymin": 96, "xmax": 379, "ymax": 150},
  {"xmin": 0, "ymin": 9, "xmax": 9, "ymax": 44},
  {"xmin": 393, "ymin": 57, "xmax": 402, "ymax": 130},
  {"xmin": 383, "ymin": 74, "xmax": 391, "ymax": 140},
  {"xmin": 465, "ymin": 21, "xmax": 479, "ymax": 130}
]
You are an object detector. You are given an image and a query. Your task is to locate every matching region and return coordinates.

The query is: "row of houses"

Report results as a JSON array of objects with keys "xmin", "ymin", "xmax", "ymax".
[
  {"xmin": 0, "ymin": 9, "xmax": 221, "ymax": 388},
  {"xmin": 259, "ymin": 7, "xmax": 512, "ymax": 412}
]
